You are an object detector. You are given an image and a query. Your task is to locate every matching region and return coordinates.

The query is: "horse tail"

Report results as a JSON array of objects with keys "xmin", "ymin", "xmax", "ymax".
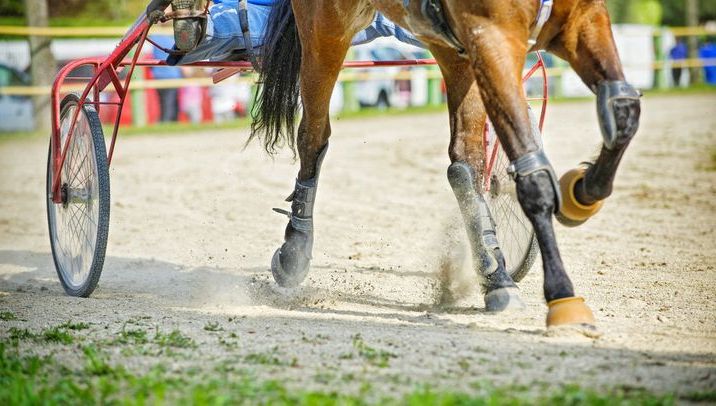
[{"xmin": 249, "ymin": 0, "xmax": 302, "ymax": 155}]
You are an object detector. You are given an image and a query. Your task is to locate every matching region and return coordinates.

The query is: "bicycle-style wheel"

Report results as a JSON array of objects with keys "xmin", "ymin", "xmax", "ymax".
[
  {"xmin": 46, "ymin": 93, "xmax": 110, "ymax": 297},
  {"xmin": 483, "ymin": 107, "xmax": 542, "ymax": 282}
]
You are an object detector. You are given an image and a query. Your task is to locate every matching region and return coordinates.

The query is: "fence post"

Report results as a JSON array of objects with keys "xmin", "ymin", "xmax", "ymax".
[
  {"xmin": 342, "ymin": 50, "xmax": 360, "ymax": 113},
  {"xmin": 342, "ymin": 75, "xmax": 360, "ymax": 114},
  {"xmin": 427, "ymin": 66, "xmax": 442, "ymax": 106},
  {"xmin": 653, "ymin": 27, "xmax": 667, "ymax": 90},
  {"xmin": 131, "ymin": 66, "xmax": 147, "ymax": 127}
]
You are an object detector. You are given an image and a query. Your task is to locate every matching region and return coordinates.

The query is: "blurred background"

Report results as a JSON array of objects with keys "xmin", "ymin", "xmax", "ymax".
[{"xmin": 0, "ymin": 0, "xmax": 715, "ymax": 133}]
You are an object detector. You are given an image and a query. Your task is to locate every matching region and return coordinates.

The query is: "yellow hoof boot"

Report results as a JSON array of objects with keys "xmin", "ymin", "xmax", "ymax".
[
  {"xmin": 546, "ymin": 296, "xmax": 595, "ymax": 328},
  {"xmin": 556, "ymin": 166, "xmax": 604, "ymax": 227}
]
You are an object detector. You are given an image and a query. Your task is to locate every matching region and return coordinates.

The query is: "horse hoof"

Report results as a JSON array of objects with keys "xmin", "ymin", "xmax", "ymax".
[
  {"xmin": 556, "ymin": 166, "xmax": 604, "ymax": 227},
  {"xmin": 270, "ymin": 248, "xmax": 309, "ymax": 288},
  {"xmin": 484, "ymin": 287, "xmax": 526, "ymax": 312},
  {"xmin": 546, "ymin": 296, "xmax": 597, "ymax": 332}
]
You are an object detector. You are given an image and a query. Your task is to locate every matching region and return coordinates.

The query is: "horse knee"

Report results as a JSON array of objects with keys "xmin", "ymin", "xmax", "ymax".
[
  {"xmin": 516, "ymin": 171, "xmax": 559, "ymax": 219},
  {"xmin": 597, "ymin": 81, "xmax": 641, "ymax": 149},
  {"xmin": 508, "ymin": 151, "xmax": 561, "ymax": 220}
]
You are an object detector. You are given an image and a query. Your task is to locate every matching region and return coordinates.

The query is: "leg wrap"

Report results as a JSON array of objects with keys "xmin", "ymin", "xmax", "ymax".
[
  {"xmin": 448, "ymin": 162, "xmax": 515, "ymax": 291},
  {"xmin": 271, "ymin": 144, "xmax": 328, "ymax": 287},
  {"xmin": 508, "ymin": 150, "xmax": 561, "ymax": 213},
  {"xmin": 556, "ymin": 163, "xmax": 604, "ymax": 227},
  {"xmin": 597, "ymin": 80, "xmax": 641, "ymax": 150}
]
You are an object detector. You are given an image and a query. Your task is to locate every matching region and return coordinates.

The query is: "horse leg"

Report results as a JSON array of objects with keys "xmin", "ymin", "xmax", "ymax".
[
  {"xmin": 266, "ymin": 1, "xmax": 373, "ymax": 287},
  {"xmin": 548, "ymin": 3, "xmax": 641, "ymax": 226},
  {"xmin": 431, "ymin": 45, "xmax": 524, "ymax": 311},
  {"xmin": 462, "ymin": 21, "xmax": 596, "ymax": 330}
]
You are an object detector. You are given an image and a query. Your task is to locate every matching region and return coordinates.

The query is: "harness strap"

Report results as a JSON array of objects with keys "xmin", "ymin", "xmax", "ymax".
[
  {"xmin": 412, "ymin": 0, "xmax": 553, "ymax": 53},
  {"xmin": 238, "ymin": 0, "xmax": 260, "ymax": 70},
  {"xmin": 420, "ymin": 0, "xmax": 465, "ymax": 56},
  {"xmin": 528, "ymin": 0, "xmax": 553, "ymax": 48}
]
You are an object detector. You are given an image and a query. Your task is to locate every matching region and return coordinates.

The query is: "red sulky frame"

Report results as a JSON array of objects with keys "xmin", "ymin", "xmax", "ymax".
[{"xmin": 49, "ymin": 15, "xmax": 548, "ymax": 204}]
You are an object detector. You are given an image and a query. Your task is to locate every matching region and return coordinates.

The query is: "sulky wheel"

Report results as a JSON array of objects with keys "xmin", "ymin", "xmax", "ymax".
[{"xmin": 46, "ymin": 93, "xmax": 110, "ymax": 297}]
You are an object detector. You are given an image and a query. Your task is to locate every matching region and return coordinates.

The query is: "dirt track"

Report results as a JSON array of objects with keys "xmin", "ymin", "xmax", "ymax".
[{"xmin": 1, "ymin": 94, "xmax": 715, "ymax": 398}]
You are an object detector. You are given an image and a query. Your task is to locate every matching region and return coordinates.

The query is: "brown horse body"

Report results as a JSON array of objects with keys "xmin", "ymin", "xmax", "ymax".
[{"xmin": 252, "ymin": 0, "xmax": 641, "ymax": 332}]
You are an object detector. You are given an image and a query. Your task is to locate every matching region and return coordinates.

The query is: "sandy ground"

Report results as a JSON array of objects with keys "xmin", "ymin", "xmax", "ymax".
[{"xmin": 1, "ymin": 94, "xmax": 715, "ymax": 397}]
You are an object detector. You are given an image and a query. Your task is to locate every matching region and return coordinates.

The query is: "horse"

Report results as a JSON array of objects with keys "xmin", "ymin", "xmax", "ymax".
[{"xmin": 249, "ymin": 0, "xmax": 641, "ymax": 332}]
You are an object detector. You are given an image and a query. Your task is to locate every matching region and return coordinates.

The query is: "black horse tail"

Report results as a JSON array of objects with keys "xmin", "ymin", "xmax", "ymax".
[{"xmin": 250, "ymin": 0, "xmax": 302, "ymax": 155}]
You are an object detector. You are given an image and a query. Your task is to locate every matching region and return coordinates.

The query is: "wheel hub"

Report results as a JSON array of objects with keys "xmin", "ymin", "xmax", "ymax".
[
  {"xmin": 490, "ymin": 174, "xmax": 501, "ymax": 198},
  {"xmin": 60, "ymin": 183, "xmax": 69, "ymax": 208}
]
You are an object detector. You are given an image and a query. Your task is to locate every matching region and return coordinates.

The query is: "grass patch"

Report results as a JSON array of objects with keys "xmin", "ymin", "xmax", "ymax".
[
  {"xmin": 115, "ymin": 325, "xmax": 149, "ymax": 345},
  {"xmin": 41, "ymin": 327, "xmax": 74, "ymax": 345},
  {"xmin": 244, "ymin": 347, "xmax": 296, "ymax": 367},
  {"xmin": 58, "ymin": 321, "xmax": 90, "ymax": 331},
  {"xmin": 351, "ymin": 334, "xmax": 397, "ymax": 368},
  {"xmin": 153, "ymin": 329, "xmax": 195, "ymax": 349},
  {"xmin": 682, "ymin": 391, "xmax": 716, "ymax": 402},
  {"xmin": 707, "ymin": 147, "xmax": 716, "ymax": 171},
  {"xmin": 0, "ymin": 311, "xmax": 18, "ymax": 321},
  {"xmin": 7, "ymin": 325, "xmax": 74, "ymax": 345},
  {"xmin": 203, "ymin": 321, "xmax": 223, "ymax": 332},
  {"xmin": 0, "ymin": 342, "xmax": 679, "ymax": 405},
  {"xmin": 8, "ymin": 327, "xmax": 35, "ymax": 342}
]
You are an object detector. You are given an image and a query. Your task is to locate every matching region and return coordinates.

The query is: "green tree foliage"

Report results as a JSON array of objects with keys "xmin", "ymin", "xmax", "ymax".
[
  {"xmin": 0, "ymin": 0, "xmax": 24, "ymax": 15},
  {"xmin": 0, "ymin": 0, "xmax": 145, "ymax": 20},
  {"xmin": 3, "ymin": 0, "xmax": 716, "ymax": 26},
  {"xmin": 609, "ymin": 0, "xmax": 716, "ymax": 26}
]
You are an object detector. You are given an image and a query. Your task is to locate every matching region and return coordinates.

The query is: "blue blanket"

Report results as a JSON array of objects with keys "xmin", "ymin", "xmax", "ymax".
[{"xmin": 173, "ymin": 0, "xmax": 422, "ymax": 64}]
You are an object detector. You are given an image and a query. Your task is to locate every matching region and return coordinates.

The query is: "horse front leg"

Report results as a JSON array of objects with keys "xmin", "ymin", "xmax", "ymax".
[
  {"xmin": 548, "ymin": 3, "xmax": 641, "ymax": 227},
  {"xmin": 431, "ymin": 45, "xmax": 524, "ymax": 312},
  {"xmin": 461, "ymin": 19, "xmax": 597, "ymax": 331}
]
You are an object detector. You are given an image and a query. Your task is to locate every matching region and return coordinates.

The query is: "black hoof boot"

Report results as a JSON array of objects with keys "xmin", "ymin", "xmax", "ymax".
[
  {"xmin": 448, "ymin": 161, "xmax": 525, "ymax": 312},
  {"xmin": 270, "ymin": 145, "xmax": 328, "ymax": 288},
  {"xmin": 271, "ymin": 195, "xmax": 315, "ymax": 288}
]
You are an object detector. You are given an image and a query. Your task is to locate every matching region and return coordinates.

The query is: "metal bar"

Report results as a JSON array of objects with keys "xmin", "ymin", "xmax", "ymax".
[
  {"xmin": 213, "ymin": 68, "xmax": 246, "ymax": 84},
  {"xmin": 93, "ymin": 63, "xmax": 101, "ymax": 116},
  {"xmin": 122, "ymin": 58, "xmax": 440, "ymax": 69},
  {"xmin": 51, "ymin": 21, "xmax": 150, "ymax": 200},
  {"xmin": 50, "ymin": 59, "xmax": 104, "ymax": 203},
  {"xmin": 109, "ymin": 25, "xmax": 150, "ymax": 166}
]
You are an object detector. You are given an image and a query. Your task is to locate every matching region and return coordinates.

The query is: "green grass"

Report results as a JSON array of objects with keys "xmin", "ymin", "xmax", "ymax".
[
  {"xmin": 8, "ymin": 328, "xmax": 35, "ymax": 342},
  {"xmin": 203, "ymin": 322, "xmax": 223, "ymax": 332},
  {"xmin": 0, "ymin": 311, "xmax": 18, "ymax": 321},
  {"xmin": 244, "ymin": 347, "xmax": 296, "ymax": 367},
  {"xmin": 7, "ymin": 325, "xmax": 74, "ymax": 345},
  {"xmin": 57, "ymin": 321, "xmax": 90, "ymax": 331},
  {"xmin": 40, "ymin": 327, "xmax": 73, "ymax": 345},
  {"xmin": 115, "ymin": 326, "xmax": 150, "ymax": 345},
  {"xmin": 351, "ymin": 334, "xmax": 397, "ymax": 368},
  {"xmin": 0, "ymin": 342, "xmax": 681, "ymax": 405},
  {"xmin": 152, "ymin": 329, "xmax": 195, "ymax": 349}
]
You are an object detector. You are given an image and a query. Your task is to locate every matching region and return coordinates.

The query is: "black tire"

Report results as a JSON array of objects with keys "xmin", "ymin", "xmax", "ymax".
[
  {"xmin": 484, "ymin": 107, "xmax": 541, "ymax": 282},
  {"xmin": 46, "ymin": 93, "xmax": 110, "ymax": 297}
]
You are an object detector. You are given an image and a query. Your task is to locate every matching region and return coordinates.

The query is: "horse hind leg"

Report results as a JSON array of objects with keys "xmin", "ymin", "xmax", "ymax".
[
  {"xmin": 548, "ymin": 4, "xmax": 641, "ymax": 227},
  {"xmin": 265, "ymin": 0, "xmax": 373, "ymax": 287},
  {"xmin": 431, "ymin": 46, "xmax": 525, "ymax": 312}
]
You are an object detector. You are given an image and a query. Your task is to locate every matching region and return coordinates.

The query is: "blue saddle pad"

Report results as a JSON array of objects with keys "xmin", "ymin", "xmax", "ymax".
[{"xmin": 173, "ymin": 1, "xmax": 422, "ymax": 65}]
